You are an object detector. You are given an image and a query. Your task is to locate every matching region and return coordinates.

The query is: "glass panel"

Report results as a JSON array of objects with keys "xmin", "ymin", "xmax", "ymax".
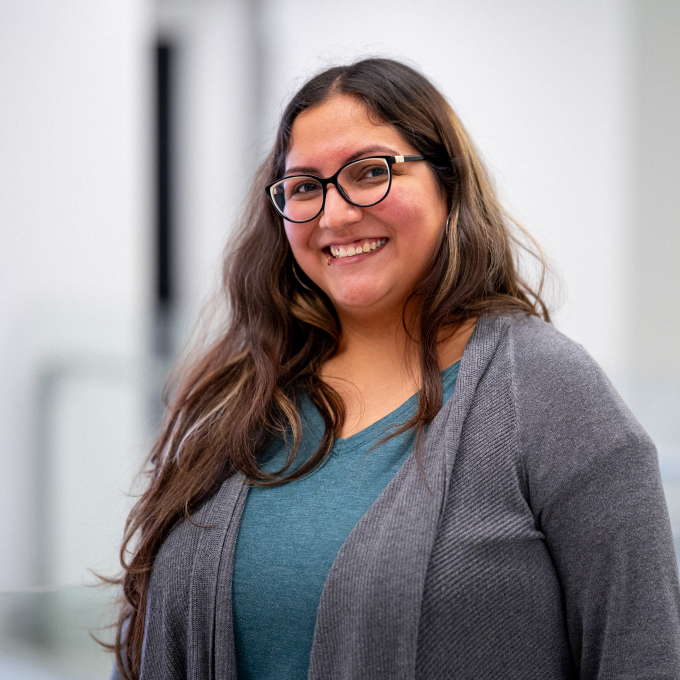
[{"xmin": 0, "ymin": 586, "xmax": 116, "ymax": 679}]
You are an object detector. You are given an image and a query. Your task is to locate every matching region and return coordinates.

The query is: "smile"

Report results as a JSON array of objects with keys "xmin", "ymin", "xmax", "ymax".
[{"xmin": 328, "ymin": 238, "xmax": 387, "ymax": 259}]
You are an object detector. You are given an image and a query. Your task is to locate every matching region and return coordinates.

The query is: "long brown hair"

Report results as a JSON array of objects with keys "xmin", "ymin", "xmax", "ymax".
[{"xmin": 111, "ymin": 57, "xmax": 549, "ymax": 678}]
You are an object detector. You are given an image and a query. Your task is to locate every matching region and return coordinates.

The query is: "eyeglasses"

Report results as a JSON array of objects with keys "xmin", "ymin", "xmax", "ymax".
[{"xmin": 265, "ymin": 154, "xmax": 425, "ymax": 224}]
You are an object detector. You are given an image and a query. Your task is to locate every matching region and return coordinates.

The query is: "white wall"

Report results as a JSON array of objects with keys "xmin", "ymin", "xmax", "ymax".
[
  {"xmin": 0, "ymin": 0, "xmax": 152, "ymax": 589},
  {"xmin": 624, "ymin": 0, "xmax": 680, "ymax": 482},
  {"xmin": 632, "ymin": 0, "xmax": 680, "ymax": 381}
]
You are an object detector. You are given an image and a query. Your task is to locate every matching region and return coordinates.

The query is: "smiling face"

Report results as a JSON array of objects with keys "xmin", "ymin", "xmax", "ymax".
[{"xmin": 283, "ymin": 94, "xmax": 449, "ymax": 322}]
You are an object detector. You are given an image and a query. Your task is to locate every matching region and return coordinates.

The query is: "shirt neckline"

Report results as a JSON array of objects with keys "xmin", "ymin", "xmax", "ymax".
[{"xmin": 334, "ymin": 360, "xmax": 461, "ymax": 449}]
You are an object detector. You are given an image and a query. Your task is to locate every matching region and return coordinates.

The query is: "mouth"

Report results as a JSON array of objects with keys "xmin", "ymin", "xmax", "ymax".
[{"xmin": 325, "ymin": 238, "xmax": 387, "ymax": 260}]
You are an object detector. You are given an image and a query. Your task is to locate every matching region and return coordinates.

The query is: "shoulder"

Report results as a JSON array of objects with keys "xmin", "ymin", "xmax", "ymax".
[
  {"xmin": 467, "ymin": 313, "xmax": 620, "ymax": 423},
  {"xmin": 502, "ymin": 313, "xmax": 600, "ymax": 380},
  {"xmin": 498, "ymin": 313, "xmax": 641, "ymax": 427},
  {"xmin": 491, "ymin": 315, "xmax": 659, "ymax": 514},
  {"xmin": 495, "ymin": 314, "xmax": 634, "ymax": 429},
  {"xmin": 485, "ymin": 320, "xmax": 680, "ymax": 675}
]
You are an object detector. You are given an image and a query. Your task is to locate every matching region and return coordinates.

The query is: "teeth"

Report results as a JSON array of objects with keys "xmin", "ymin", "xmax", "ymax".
[{"xmin": 330, "ymin": 239, "xmax": 387, "ymax": 259}]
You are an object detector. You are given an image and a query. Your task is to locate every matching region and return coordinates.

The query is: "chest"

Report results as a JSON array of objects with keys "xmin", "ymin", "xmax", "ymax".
[{"xmin": 232, "ymin": 430, "xmax": 415, "ymax": 679}]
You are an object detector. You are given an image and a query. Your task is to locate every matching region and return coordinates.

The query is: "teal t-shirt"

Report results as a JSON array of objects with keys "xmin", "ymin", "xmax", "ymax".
[{"xmin": 232, "ymin": 361, "xmax": 460, "ymax": 680}]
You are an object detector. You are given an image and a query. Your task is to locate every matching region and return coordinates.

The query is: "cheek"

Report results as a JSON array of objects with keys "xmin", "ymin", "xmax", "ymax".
[
  {"xmin": 284, "ymin": 223, "xmax": 315, "ymax": 259},
  {"xmin": 373, "ymin": 194, "xmax": 417, "ymax": 231},
  {"xmin": 373, "ymin": 190, "xmax": 443, "ymax": 244}
]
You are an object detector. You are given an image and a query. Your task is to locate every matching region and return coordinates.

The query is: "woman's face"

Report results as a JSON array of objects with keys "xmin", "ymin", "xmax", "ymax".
[{"xmin": 284, "ymin": 94, "xmax": 448, "ymax": 320}]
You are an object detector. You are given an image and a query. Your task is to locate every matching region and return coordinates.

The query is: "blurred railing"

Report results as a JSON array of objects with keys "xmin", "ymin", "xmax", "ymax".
[{"xmin": 32, "ymin": 356, "xmax": 151, "ymax": 589}]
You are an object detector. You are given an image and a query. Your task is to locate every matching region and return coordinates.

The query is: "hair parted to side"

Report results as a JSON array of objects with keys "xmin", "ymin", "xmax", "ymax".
[{"xmin": 110, "ymin": 57, "xmax": 550, "ymax": 678}]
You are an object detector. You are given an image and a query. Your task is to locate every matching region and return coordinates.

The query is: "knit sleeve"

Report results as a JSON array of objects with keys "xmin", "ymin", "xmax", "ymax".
[{"xmin": 511, "ymin": 316, "xmax": 680, "ymax": 678}]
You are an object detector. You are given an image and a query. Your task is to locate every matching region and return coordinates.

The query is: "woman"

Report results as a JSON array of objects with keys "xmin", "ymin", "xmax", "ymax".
[{"xmin": 111, "ymin": 58, "xmax": 680, "ymax": 679}]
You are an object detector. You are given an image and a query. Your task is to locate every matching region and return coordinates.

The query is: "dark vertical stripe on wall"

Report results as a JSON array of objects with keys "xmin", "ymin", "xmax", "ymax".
[
  {"xmin": 156, "ymin": 43, "xmax": 173, "ymax": 308},
  {"xmin": 154, "ymin": 42, "xmax": 175, "ymax": 361}
]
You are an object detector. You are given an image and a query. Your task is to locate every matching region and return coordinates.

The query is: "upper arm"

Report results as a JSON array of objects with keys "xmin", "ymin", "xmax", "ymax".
[{"xmin": 511, "ymin": 318, "xmax": 680, "ymax": 677}]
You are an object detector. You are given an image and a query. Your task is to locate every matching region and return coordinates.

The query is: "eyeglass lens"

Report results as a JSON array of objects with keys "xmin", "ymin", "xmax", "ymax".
[{"xmin": 271, "ymin": 157, "xmax": 391, "ymax": 222}]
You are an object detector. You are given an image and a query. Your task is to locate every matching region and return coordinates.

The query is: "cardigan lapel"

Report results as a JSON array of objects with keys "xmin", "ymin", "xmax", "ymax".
[
  {"xmin": 213, "ymin": 474, "xmax": 248, "ymax": 680},
  {"xmin": 307, "ymin": 315, "xmax": 508, "ymax": 679},
  {"xmin": 188, "ymin": 471, "xmax": 247, "ymax": 680}
]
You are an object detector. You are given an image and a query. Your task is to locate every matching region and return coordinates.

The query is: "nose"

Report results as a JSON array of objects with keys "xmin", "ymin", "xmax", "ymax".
[{"xmin": 318, "ymin": 184, "xmax": 362, "ymax": 230}]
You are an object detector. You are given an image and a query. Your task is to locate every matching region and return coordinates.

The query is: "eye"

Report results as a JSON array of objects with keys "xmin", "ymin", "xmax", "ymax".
[
  {"xmin": 360, "ymin": 165, "xmax": 389, "ymax": 180},
  {"xmin": 278, "ymin": 176, "xmax": 323, "ymax": 203},
  {"xmin": 288, "ymin": 178, "xmax": 322, "ymax": 199},
  {"xmin": 294, "ymin": 182, "xmax": 320, "ymax": 194},
  {"xmin": 340, "ymin": 159, "xmax": 390, "ymax": 187}
]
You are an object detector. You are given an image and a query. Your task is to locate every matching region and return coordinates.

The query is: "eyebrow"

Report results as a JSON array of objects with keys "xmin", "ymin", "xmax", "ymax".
[{"xmin": 285, "ymin": 144, "xmax": 400, "ymax": 176}]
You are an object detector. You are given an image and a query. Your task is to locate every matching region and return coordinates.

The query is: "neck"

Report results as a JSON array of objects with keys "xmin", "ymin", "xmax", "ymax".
[
  {"xmin": 322, "ymin": 301, "xmax": 422, "ymax": 395},
  {"xmin": 320, "ymin": 304, "xmax": 476, "ymax": 438},
  {"xmin": 324, "ymin": 301, "xmax": 476, "ymax": 383},
  {"xmin": 338, "ymin": 305, "xmax": 415, "ymax": 360}
]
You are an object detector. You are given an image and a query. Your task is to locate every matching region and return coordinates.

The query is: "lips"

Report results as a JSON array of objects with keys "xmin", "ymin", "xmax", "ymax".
[{"xmin": 328, "ymin": 238, "xmax": 387, "ymax": 259}]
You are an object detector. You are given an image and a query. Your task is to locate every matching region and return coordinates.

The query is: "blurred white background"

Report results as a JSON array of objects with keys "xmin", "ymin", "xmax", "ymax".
[{"xmin": 1, "ymin": 0, "xmax": 678, "ymax": 677}]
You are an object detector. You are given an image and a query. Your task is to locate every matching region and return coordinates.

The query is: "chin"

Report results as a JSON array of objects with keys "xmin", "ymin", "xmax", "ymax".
[{"xmin": 327, "ymin": 285, "xmax": 395, "ymax": 314}]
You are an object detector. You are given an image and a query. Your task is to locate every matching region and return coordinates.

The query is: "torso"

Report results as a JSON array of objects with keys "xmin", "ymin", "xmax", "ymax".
[
  {"xmin": 232, "ymin": 361, "xmax": 461, "ymax": 680},
  {"xmin": 138, "ymin": 315, "xmax": 680, "ymax": 679}
]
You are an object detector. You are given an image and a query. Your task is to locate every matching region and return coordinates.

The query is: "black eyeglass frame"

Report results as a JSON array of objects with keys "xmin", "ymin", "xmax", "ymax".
[{"xmin": 265, "ymin": 154, "xmax": 425, "ymax": 224}]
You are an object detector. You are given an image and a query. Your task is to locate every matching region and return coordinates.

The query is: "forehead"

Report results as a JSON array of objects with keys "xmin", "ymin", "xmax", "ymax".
[{"xmin": 285, "ymin": 94, "xmax": 411, "ymax": 173}]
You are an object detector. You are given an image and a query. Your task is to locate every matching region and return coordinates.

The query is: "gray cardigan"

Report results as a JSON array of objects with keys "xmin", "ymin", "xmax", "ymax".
[{"xmin": 127, "ymin": 314, "xmax": 680, "ymax": 679}]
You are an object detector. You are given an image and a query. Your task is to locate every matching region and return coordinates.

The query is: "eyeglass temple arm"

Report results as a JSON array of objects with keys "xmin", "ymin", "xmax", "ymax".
[{"xmin": 393, "ymin": 155, "xmax": 425, "ymax": 163}]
